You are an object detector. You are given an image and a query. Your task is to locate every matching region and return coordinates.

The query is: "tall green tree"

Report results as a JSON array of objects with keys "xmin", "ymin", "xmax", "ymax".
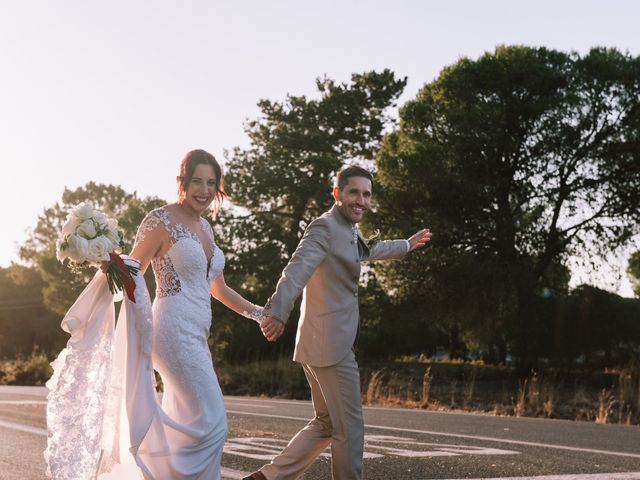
[
  {"xmin": 559, "ymin": 285, "xmax": 640, "ymax": 366},
  {"xmin": 0, "ymin": 264, "xmax": 65, "ymax": 358},
  {"xmin": 374, "ymin": 46, "xmax": 640, "ymax": 371},
  {"xmin": 20, "ymin": 182, "xmax": 164, "ymax": 315},
  {"xmin": 213, "ymin": 70, "xmax": 407, "ymax": 361}
]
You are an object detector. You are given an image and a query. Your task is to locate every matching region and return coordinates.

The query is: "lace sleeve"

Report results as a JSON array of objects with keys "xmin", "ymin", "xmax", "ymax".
[
  {"xmin": 200, "ymin": 217, "xmax": 216, "ymax": 244},
  {"xmin": 130, "ymin": 208, "xmax": 168, "ymax": 273}
]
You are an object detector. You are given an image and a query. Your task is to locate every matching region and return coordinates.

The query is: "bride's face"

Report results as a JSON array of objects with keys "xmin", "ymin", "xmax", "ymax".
[{"xmin": 181, "ymin": 163, "xmax": 217, "ymax": 214}]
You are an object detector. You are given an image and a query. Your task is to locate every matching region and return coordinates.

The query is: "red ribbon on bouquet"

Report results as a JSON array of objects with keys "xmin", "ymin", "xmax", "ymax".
[{"xmin": 105, "ymin": 252, "xmax": 138, "ymax": 303}]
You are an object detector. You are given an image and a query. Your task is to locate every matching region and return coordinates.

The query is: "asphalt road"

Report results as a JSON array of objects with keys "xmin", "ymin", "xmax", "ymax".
[{"xmin": 1, "ymin": 386, "xmax": 639, "ymax": 479}]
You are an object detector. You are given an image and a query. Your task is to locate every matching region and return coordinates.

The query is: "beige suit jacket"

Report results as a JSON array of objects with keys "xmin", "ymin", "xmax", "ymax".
[{"xmin": 265, "ymin": 204, "xmax": 408, "ymax": 367}]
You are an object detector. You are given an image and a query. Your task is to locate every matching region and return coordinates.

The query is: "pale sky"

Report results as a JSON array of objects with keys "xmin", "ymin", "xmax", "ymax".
[{"xmin": 1, "ymin": 1, "xmax": 638, "ymax": 296}]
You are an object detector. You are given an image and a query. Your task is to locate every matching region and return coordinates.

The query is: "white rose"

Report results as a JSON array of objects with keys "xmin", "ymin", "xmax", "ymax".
[
  {"xmin": 105, "ymin": 227, "xmax": 121, "ymax": 249},
  {"xmin": 93, "ymin": 211, "xmax": 108, "ymax": 227},
  {"xmin": 87, "ymin": 237, "xmax": 113, "ymax": 263},
  {"xmin": 107, "ymin": 218, "xmax": 120, "ymax": 238},
  {"xmin": 61, "ymin": 214, "xmax": 78, "ymax": 236},
  {"xmin": 66, "ymin": 234, "xmax": 90, "ymax": 262},
  {"xmin": 72, "ymin": 203, "xmax": 95, "ymax": 221},
  {"xmin": 76, "ymin": 219, "xmax": 97, "ymax": 239}
]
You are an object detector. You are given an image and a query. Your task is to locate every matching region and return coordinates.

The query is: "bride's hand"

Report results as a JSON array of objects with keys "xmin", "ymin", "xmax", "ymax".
[{"xmin": 261, "ymin": 316, "xmax": 284, "ymax": 342}]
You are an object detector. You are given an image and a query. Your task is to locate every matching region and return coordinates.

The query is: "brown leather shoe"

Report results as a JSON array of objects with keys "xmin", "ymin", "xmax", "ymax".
[{"xmin": 242, "ymin": 472, "xmax": 267, "ymax": 480}]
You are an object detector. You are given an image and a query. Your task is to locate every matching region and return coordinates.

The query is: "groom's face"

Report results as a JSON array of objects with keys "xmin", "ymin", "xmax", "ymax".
[{"xmin": 333, "ymin": 176, "xmax": 372, "ymax": 224}]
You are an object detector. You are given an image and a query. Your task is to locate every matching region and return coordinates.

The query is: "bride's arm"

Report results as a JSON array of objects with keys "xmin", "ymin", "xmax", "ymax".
[
  {"xmin": 129, "ymin": 236, "xmax": 161, "ymax": 274},
  {"xmin": 100, "ymin": 225, "xmax": 162, "ymax": 275},
  {"xmin": 128, "ymin": 212, "xmax": 165, "ymax": 274},
  {"xmin": 210, "ymin": 273, "xmax": 265, "ymax": 322}
]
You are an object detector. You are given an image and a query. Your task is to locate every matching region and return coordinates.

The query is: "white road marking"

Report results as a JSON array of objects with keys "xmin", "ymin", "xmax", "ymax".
[
  {"xmin": 365, "ymin": 435, "xmax": 519, "ymax": 457},
  {"xmin": 225, "ymin": 402, "xmax": 274, "ymax": 409},
  {"xmin": 0, "ymin": 386, "xmax": 48, "ymax": 395},
  {"xmin": 0, "ymin": 400, "xmax": 46, "ymax": 405},
  {"xmin": 0, "ymin": 419, "xmax": 47, "ymax": 436},
  {"xmin": 224, "ymin": 435, "xmax": 519, "ymax": 461},
  {"xmin": 225, "ymin": 410, "xmax": 640, "ymax": 459},
  {"xmin": 220, "ymin": 466, "xmax": 250, "ymax": 479},
  {"xmin": 224, "ymin": 397, "xmax": 309, "ymax": 406},
  {"xmin": 224, "ymin": 437, "xmax": 383, "ymax": 460},
  {"xmin": 442, "ymin": 474, "xmax": 640, "ymax": 480},
  {"xmin": 227, "ymin": 396, "xmax": 488, "ymax": 415}
]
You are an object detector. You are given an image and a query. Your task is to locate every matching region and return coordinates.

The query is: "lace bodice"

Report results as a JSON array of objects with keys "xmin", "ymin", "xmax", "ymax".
[{"xmin": 134, "ymin": 206, "xmax": 225, "ymax": 298}]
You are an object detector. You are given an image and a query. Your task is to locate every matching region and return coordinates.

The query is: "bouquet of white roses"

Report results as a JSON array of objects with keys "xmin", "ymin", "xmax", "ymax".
[{"xmin": 56, "ymin": 202, "xmax": 139, "ymax": 302}]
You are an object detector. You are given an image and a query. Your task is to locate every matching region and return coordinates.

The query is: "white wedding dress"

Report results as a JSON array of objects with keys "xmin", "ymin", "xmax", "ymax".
[{"xmin": 45, "ymin": 206, "xmax": 227, "ymax": 479}]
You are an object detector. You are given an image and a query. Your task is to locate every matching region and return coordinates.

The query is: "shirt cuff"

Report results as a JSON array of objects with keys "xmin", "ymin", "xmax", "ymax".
[
  {"xmin": 263, "ymin": 302, "xmax": 285, "ymax": 324},
  {"xmin": 405, "ymin": 239, "xmax": 411, "ymax": 252}
]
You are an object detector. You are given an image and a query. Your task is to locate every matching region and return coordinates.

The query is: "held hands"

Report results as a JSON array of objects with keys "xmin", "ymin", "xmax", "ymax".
[
  {"xmin": 243, "ymin": 303, "xmax": 283, "ymax": 342},
  {"xmin": 260, "ymin": 316, "xmax": 285, "ymax": 342},
  {"xmin": 408, "ymin": 228, "xmax": 432, "ymax": 252}
]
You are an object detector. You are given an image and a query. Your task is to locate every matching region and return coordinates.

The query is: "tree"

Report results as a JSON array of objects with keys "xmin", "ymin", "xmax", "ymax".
[
  {"xmin": 0, "ymin": 264, "xmax": 65, "ymax": 358},
  {"xmin": 374, "ymin": 46, "xmax": 640, "ymax": 371},
  {"xmin": 628, "ymin": 250, "xmax": 640, "ymax": 298},
  {"xmin": 20, "ymin": 182, "xmax": 164, "ymax": 315},
  {"xmin": 559, "ymin": 285, "xmax": 640, "ymax": 366},
  {"xmin": 213, "ymin": 70, "xmax": 407, "ymax": 361}
]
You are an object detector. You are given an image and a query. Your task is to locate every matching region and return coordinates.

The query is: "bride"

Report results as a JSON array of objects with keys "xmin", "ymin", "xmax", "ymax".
[{"xmin": 45, "ymin": 150, "xmax": 266, "ymax": 479}]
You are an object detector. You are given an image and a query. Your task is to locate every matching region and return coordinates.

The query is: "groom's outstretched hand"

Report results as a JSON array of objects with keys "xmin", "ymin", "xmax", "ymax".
[
  {"xmin": 408, "ymin": 228, "xmax": 432, "ymax": 252},
  {"xmin": 261, "ymin": 316, "xmax": 285, "ymax": 342}
]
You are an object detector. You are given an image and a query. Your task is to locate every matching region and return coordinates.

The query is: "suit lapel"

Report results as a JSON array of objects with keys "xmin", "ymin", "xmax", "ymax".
[
  {"xmin": 329, "ymin": 204, "xmax": 370, "ymax": 260},
  {"xmin": 356, "ymin": 232, "xmax": 369, "ymax": 259}
]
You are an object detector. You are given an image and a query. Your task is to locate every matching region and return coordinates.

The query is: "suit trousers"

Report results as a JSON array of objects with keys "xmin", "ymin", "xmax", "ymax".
[{"xmin": 259, "ymin": 350, "xmax": 364, "ymax": 480}]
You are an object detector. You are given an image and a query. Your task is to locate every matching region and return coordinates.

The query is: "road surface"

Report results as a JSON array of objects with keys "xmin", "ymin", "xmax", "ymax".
[{"xmin": 1, "ymin": 386, "xmax": 639, "ymax": 479}]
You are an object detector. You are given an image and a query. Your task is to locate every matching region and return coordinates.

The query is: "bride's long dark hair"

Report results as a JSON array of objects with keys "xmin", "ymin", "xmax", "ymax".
[{"xmin": 178, "ymin": 149, "xmax": 227, "ymax": 218}]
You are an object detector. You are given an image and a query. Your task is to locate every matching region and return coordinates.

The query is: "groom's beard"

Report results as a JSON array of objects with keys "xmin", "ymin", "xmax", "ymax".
[{"xmin": 336, "ymin": 201, "xmax": 367, "ymax": 223}]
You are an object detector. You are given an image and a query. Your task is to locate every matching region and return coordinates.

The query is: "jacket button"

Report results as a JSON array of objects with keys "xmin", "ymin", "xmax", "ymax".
[
  {"xmin": 354, "ymin": 290, "xmax": 358, "ymax": 296},
  {"xmin": 350, "ymin": 240, "xmax": 355, "ymax": 244}
]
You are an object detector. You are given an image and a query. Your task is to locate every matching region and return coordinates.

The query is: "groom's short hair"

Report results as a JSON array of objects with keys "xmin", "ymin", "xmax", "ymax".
[{"xmin": 335, "ymin": 165, "xmax": 373, "ymax": 191}]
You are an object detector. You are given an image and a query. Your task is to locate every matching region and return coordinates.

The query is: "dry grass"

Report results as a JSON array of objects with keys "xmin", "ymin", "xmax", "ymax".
[
  {"xmin": 216, "ymin": 357, "xmax": 309, "ymax": 399},
  {"xmin": 515, "ymin": 378, "xmax": 527, "ymax": 417},
  {"xmin": 365, "ymin": 369, "xmax": 386, "ymax": 405},
  {"xmin": 420, "ymin": 367, "xmax": 431, "ymax": 408},
  {"xmin": 596, "ymin": 388, "xmax": 614, "ymax": 424},
  {"xmin": 462, "ymin": 366, "xmax": 477, "ymax": 409},
  {"xmin": 361, "ymin": 360, "xmax": 639, "ymax": 425}
]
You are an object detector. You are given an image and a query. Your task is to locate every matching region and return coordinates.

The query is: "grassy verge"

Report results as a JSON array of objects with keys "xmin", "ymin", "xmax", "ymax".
[
  {"xmin": 216, "ymin": 357, "xmax": 309, "ymax": 399},
  {"xmin": 4, "ymin": 353, "xmax": 637, "ymax": 426},
  {"xmin": 218, "ymin": 358, "xmax": 639, "ymax": 425},
  {"xmin": 0, "ymin": 353, "xmax": 52, "ymax": 386},
  {"xmin": 360, "ymin": 360, "xmax": 640, "ymax": 425}
]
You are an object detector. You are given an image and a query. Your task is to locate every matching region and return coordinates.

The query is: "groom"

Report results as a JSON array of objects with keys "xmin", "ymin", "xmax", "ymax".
[{"xmin": 245, "ymin": 165, "xmax": 431, "ymax": 480}]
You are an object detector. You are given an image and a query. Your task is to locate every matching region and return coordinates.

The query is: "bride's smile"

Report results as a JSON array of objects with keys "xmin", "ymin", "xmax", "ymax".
[{"xmin": 178, "ymin": 163, "xmax": 219, "ymax": 217}]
